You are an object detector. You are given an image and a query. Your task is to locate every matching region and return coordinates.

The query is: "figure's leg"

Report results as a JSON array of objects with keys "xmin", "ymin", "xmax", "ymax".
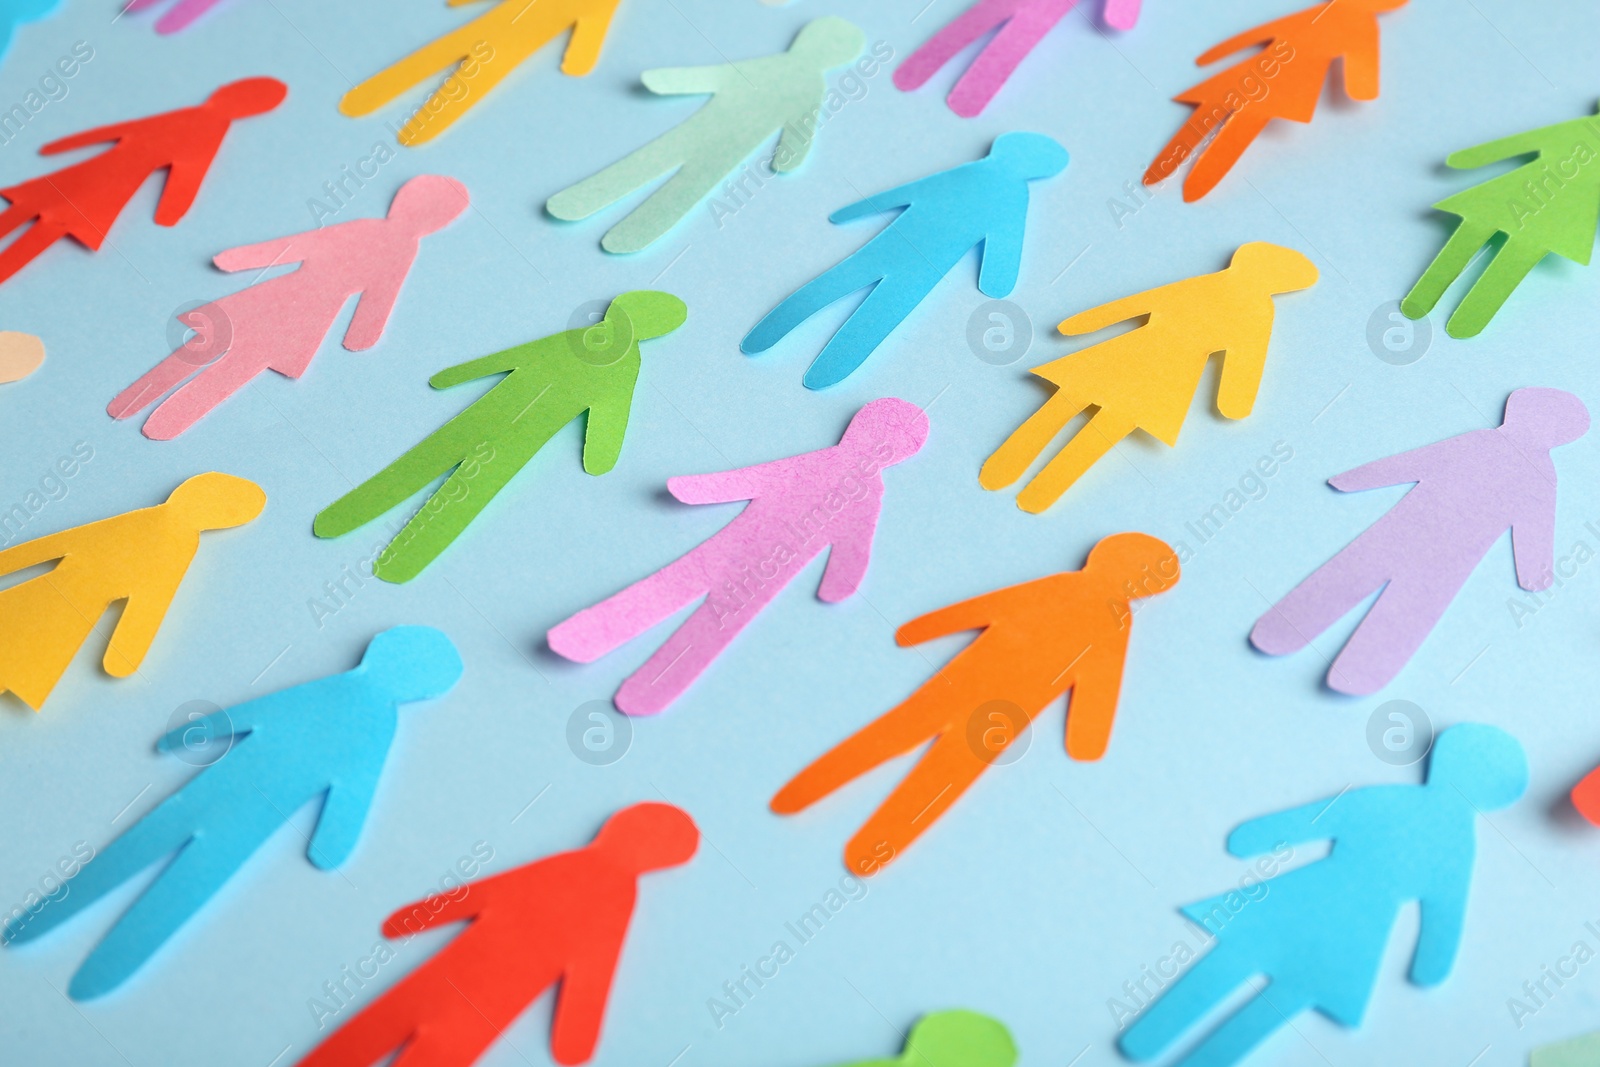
[
  {"xmin": 341, "ymin": 23, "xmax": 483, "ymax": 118},
  {"xmin": 4, "ymin": 799, "xmax": 196, "ymax": 946},
  {"xmin": 390, "ymin": 994, "xmax": 504, "ymax": 1067},
  {"xmin": 946, "ymin": 0, "xmax": 1077, "ymax": 117},
  {"xmin": 371, "ymin": 441, "xmax": 536, "ymax": 583},
  {"xmin": 894, "ymin": 0, "xmax": 1027, "ymax": 92},
  {"xmin": 1183, "ymin": 109, "xmax": 1271, "ymax": 202},
  {"xmin": 548, "ymin": 553, "xmax": 711, "ymax": 663},
  {"xmin": 1446, "ymin": 239, "xmax": 1546, "ymax": 338},
  {"xmin": 314, "ymin": 419, "xmax": 483, "ymax": 539},
  {"xmin": 546, "ymin": 128, "xmax": 690, "ymax": 226},
  {"xmin": 1119, "ymin": 947, "xmax": 1255, "ymax": 1062},
  {"xmin": 1401, "ymin": 221, "xmax": 1495, "ymax": 321},
  {"xmin": 0, "ymin": 219, "xmax": 64, "ymax": 286},
  {"xmin": 1175, "ymin": 983, "xmax": 1307, "ymax": 1067},
  {"xmin": 980, "ymin": 389, "xmax": 1088, "ymax": 491},
  {"xmin": 612, "ymin": 585, "xmax": 773, "ymax": 714},
  {"xmin": 600, "ymin": 158, "xmax": 734, "ymax": 254},
  {"xmin": 138, "ymin": 346, "xmax": 269, "ymax": 441},
  {"xmin": 741, "ymin": 246, "xmax": 892, "ymax": 354},
  {"xmin": 843, "ymin": 729, "xmax": 994, "ymax": 873},
  {"xmin": 802, "ymin": 268, "xmax": 940, "ymax": 389},
  {"xmin": 69, "ymin": 822, "xmax": 271, "ymax": 998},
  {"xmin": 1323, "ymin": 576, "xmax": 1453, "ymax": 695},
  {"xmin": 1248, "ymin": 535, "xmax": 1389, "ymax": 658},
  {"xmin": 1014, "ymin": 406, "xmax": 1137, "ymax": 512}
]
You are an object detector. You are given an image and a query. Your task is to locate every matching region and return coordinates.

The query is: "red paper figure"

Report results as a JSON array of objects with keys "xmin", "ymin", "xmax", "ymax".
[
  {"xmin": 297, "ymin": 803, "xmax": 699, "ymax": 1067},
  {"xmin": 0, "ymin": 77, "xmax": 285, "ymax": 285}
]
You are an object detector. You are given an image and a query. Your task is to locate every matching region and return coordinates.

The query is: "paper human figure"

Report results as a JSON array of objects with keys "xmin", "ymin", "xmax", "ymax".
[
  {"xmin": 1402, "ymin": 105, "xmax": 1600, "ymax": 338},
  {"xmin": 0, "ymin": 472, "xmax": 263, "ymax": 710},
  {"xmin": 894, "ymin": 0, "xmax": 1140, "ymax": 117},
  {"xmin": 297, "ymin": 802, "xmax": 698, "ymax": 1067},
  {"xmin": 123, "ymin": 0, "xmax": 228, "ymax": 33},
  {"xmin": 341, "ymin": 0, "xmax": 626, "ymax": 146},
  {"xmin": 1532, "ymin": 1031, "xmax": 1600, "ymax": 1067},
  {"xmin": 982, "ymin": 243, "xmax": 1316, "ymax": 512},
  {"xmin": 0, "ymin": 0, "xmax": 58, "ymax": 60},
  {"xmin": 774, "ymin": 533, "xmax": 1176, "ymax": 873},
  {"xmin": 1569, "ymin": 761, "xmax": 1600, "ymax": 826},
  {"xmin": 109, "ymin": 175, "xmax": 470, "ymax": 439},
  {"xmin": 315, "ymin": 291, "xmax": 685, "ymax": 583},
  {"xmin": 1120, "ymin": 723, "xmax": 1527, "ymax": 1067},
  {"xmin": 548, "ymin": 398, "xmax": 929, "ymax": 715},
  {"xmin": 842, "ymin": 1010, "xmax": 1017, "ymax": 1067},
  {"xmin": 546, "ymin": 17, "xmax": 864, "ymax": 253},
  {"xmin": 1251, "ymin": 387, "xmax": 1589, "ymax": 695},
  {"xmin": 742, "ymin": 132, "xmax": 1068, "ymax": 389},
  {"xmin": 0, "ymin": 329, "xmax": 42, "ymax": 383},
  {"xmin": 0, "ymin": 77, "xmax": 285, "ymax": 285},
  {"xmin": 3, "ymin": 626, "xmax": 462, "ymax": 998},
  {"xmin": 1145, "ymin": 0, "xmax": 1408, "ymax": 201}
]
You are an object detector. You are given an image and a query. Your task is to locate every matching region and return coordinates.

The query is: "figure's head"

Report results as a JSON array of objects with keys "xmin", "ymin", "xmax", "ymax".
[
  {"xmin": 988, "ymin": 132, "xmax": 1069, "ymax": 181},
  {"xmin": 165, "ymin": 472, "xmax": 266, "ymax": 531},
  {"xmin": 1084, "ymin": 532, "xmax": 1179, "ymax": 597},
  {"xmin": 839, "ymin": 397, "xmax": 929, "ymax": 465},
  {"xmin": 359, "ymin": 625, "xmax": 463, "ymax": 703},
  {"xmin": 205, "ymin": 77, "xmax": 288, "ymax": 119},
  {"xmin": 607, "ymin": 290, "xmax": 687, "ymax": 342},
  {"xmin": 790, "ymin": 16, "xmax": 866, "ymax": 68},
  {"xmin": 1230, "ymin": 241, "xmax": 1318, "ymax": 294},
  {"xmin": 1426, "ymin": 723, "xmax": 1527, "ymax": 812},
  {"xmin": 592, "ymin": 802, "xmax": 699, "ymax": 873},
  {"xmin": 1501, "ymin": 387, "xmax": 1590, "ymax": 450},
  {"xmin": 903, "ymin": 1011, "xmax": 1017, "ymax": 1067},
  {"xmin": 389, "ymin": 175, "xmax": 469, "ymax": 235}
]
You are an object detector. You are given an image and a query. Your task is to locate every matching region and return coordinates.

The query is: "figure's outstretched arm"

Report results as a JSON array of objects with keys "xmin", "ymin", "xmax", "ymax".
[
  {"xmin": 154, "ymin": 153, "xmax": 220, "ymax": 227},
  {"xmin": 154, "ymin": 689, "xmax": 293, "ymax": 752},
  {"xmin": 563, "ymin": 8, "xmax": 620, "ymax": 76},
  {"xmin": 580, "ymin": 371, "xmax": 641, "ymax": 476},
  {"xmin": 895, "ymin": 587, "xmax": 1012, "ymax": 646},
  {"xmin": 1327, "ymin": 437, "xmax": 1466, "ymax": 492},
  {"xmin": 1194, "ymin": 17, "xmax": 1296, "ymax": 66},
  {"xmin": 666, "ymin": 455, "xmax": 800, "ymax": 504},
  {"xmin": 379, "ymin": 879, "xmax": 495, "ymax": 938},
  {"xmin": 640, "ymin": 64, "xmax": 728, "ymax": 95},
  {"xmin": 1062, "ymin": 644, "xmax": 1128, "ymax": 762},
  {"xmin": 1339, "ymin": 23, "xmax": 1382, "ymax": 101},
  {"xmin": 1511, "ymin": 492, "xmax": 1559, "ymax": 592},
  {"xmin": 344, "ymin": 271, "xmax": 408, "ymax": 351},
  {"xmin": 550, "ymin": 928, "xmax": 629, "ymax": 1065},
  {"xmin": 977, "ymin": 221, "xmax": 1023, "ymax": 298},
  {"xmin": 817, "ymin": 505, "xmax": 882, "ymax": 602},
  {"xmin": 38, "ymin": 119, "xmax": 139, "ymax": 156},
  {"xmin": 0, "ymin": 523, "xmax": 87, "ymax": 577},
  {"xmin": 102, "ymin": 577, "xmax": 182, "ymax": 678},
  {"xmin": 829, "ymin": 175, "xmax": 946, "ymax": 224},
  {"xmin": 308, "ymin": 770, "xmax": 382, "ymax": 869},
  {"xmin": 1411, "ymin": 879, "xmax": 1470, "ymax": 986},
  {"xmin": 1056, "ymin": 287, "xmax": 1162, "ymax": 336},
  {"xmin": 1445, "ymin": 128, "xmax": 1560, "ymax": 171},
  {"xmin": 212, "ymin": 234, "xmax": 305, "ymax": 273},
  {"xmin": 1225, "ymin": 797, "xmax": 1339, "ymax": 856},
  {"xmin": 1214, "ymin": 316, "xmax": 1274, "ymax": 421},
  {"xmin": 428, "ymin": 340, "xmax": 548, "ymax": 389}
]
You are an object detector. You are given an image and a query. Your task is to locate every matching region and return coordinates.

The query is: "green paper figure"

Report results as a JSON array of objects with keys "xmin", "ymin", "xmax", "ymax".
[
  {"xmin": 547, "ymin": 17, "xmax": 865, "ymax": 253},
  {"xmin": 1532, "ymin": 1031, "xmax": 1600, "ymax": 1067},
  {"xmin": 1404, "ymin": 104, "xmax": 1600, "ymax": 338},
  {"xmin": 846, "ymin": 1011, "xmax": 1016, "ymax": 1067},
  {"xmin": 314, "ymin": 291, "xmax": 686, "ymax": 583}
]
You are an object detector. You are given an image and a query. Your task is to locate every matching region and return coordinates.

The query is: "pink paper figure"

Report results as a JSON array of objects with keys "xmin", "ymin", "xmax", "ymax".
[
  {"xmin": 1251, "ymin": 387, "xmax": 1589, "ymax": 694},
  {"xmin": 124, "ymin": 0, "xmax": 229, "ymax": 33},
  {"xmin": 548, "ymin": 398, "xmax": 929, "ymax": 715},
  {"xmin": 107, "ymin": 175, "xmax": 469, "ymax": 440},
  {"xmin": 894, "ymin": 0, "xmax": 1141, "ymax": 118}
]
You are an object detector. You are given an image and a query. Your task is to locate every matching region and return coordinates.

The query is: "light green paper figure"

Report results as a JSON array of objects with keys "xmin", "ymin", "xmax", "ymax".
[
  {"xmin": 546, "ymin": 17, "xmax": 865, "ymax": 253},
  {"xmin": 1404, "ymin": 104, "xmax": 1600, "ymax": 338},
  {"xmin": 1532, "ymin": 1031, "xmax": 1600, "ymax": 1067},
  {"xmin": 845, "ymin": 1011, "xmax": 1016, "ymax": 1067},
  {"xmin": 314, "ymin": 291, "xmax": 686, "ymax": 583}
]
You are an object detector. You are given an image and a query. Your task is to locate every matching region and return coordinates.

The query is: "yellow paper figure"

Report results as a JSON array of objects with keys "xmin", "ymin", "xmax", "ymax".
[
  {"xmin": 981, "ymin": 242, "xmax": 1317, "ymax": 512},
  {"xmin": 0, "ymin": 473, "xmax": 264, "ymax": 710},
  {"xmin": 341, "ymin": 0, "xmax": 625, "ymax": 146}
]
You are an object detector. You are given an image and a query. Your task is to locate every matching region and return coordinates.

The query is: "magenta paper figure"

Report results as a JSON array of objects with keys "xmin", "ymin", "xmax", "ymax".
[
  {"xmin": 548, "ymin": 398, "xmax": 929, "ymax": 715},
  {"xmin": 894, "ymin": 0, "xmax": 1141, "ymax": 117},
  {"xmin": 124, "ymin": 0, "xmax": 229, "ymax": 33},
  {"xmin": 1251, "ymin": 387, "xmax": 1588, "ymax": 694},
  {"xmin": 108, "ymin": 175, "xmax": 468, "ymax": 440}
]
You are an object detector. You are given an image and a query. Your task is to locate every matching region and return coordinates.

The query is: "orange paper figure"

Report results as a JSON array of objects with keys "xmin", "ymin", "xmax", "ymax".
[
  {"xmin": 1145, "ymin": 0, "xmax": 1407, "ymax": 201},
  {"xmin": 297, "ymin": 803, "xmax": 698, "ymax": 1067},
  {"xmin": 982, "ymin": 243, "xmax": 1316, "ymax": 513},
  {"xmin": 0, "ymin": 473, "xmax": 264, "ymax": 710},
  {"xmin": 773, "ymin": 533, "xmax": 1177, "ymax": 874},
  {"xmin": 341, "ymin": 0, "xmax": 625, "ymax": 146},
  {"xmin": 0, "ymin": 77, "xmax": 285, "ymax": 285}
]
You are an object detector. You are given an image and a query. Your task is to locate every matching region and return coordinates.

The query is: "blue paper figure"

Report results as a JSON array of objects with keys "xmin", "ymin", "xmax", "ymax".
[
  {"xmin": 2, "ymin": 626, "xmax": 462, "ymax": 999},
  {"xmin": 0, "ymin": 0, "xmax": 58, "ymax": 60},
  {"xmin": 1120, "ymin": 723, "xmax": 1527, "ymax": 1067},
  {"xmin": 741, "ymin": 131, "xmax": 1067, "ymax": 389}
]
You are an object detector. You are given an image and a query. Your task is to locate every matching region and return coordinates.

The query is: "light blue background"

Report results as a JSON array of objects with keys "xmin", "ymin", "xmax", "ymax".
[{"xmin": 0, "ymin": 0, "xmax": 1597, "ymax": 1065}]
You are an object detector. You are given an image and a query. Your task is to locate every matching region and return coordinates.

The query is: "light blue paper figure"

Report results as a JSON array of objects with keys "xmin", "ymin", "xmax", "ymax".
[
  {"xmin": 1120, "ymin": 723, "xmax": 1527, "ymax": 1067},
  {"xmin": 2, "ymin": 626, "xmax": 462, "ymax": 1000},
  {"xmin": 741, "ymin": 131, "xmax": 1067, "ymax": 389},
  {"xmin": 0, "ymin": 0, "xmax": 58, "ymax": 60}
]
